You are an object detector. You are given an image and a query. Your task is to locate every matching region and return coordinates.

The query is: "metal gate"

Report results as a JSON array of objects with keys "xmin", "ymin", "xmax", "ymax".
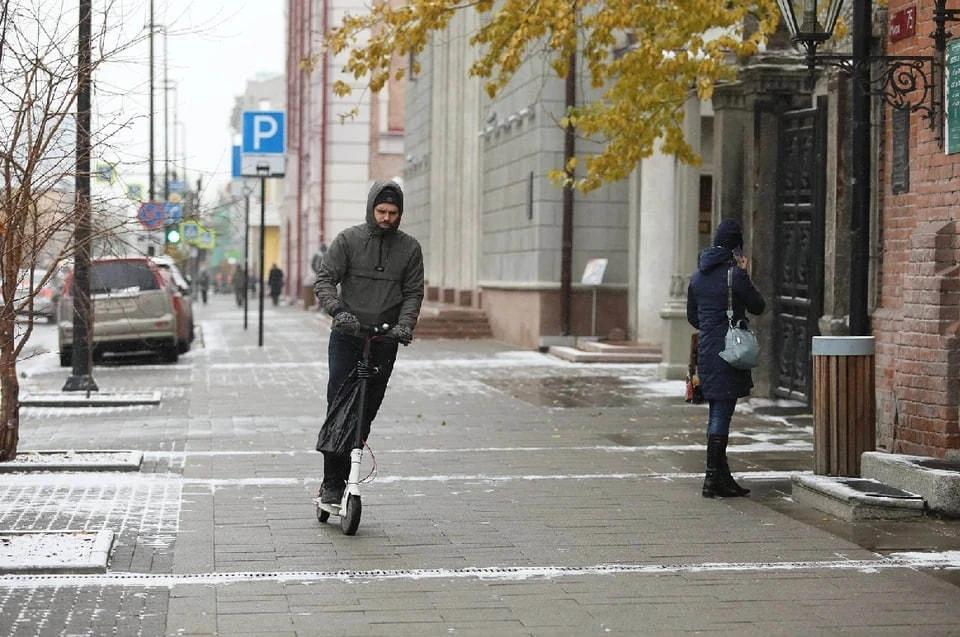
[{"xmin": 773, "ymin": 103, "xmax": 826, "ymax": 403}]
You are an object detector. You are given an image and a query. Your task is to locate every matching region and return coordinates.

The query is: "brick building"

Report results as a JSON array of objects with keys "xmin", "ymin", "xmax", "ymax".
[{"xmin": 875, "ymin": 1, "xmax": 960, "ymax": 458}]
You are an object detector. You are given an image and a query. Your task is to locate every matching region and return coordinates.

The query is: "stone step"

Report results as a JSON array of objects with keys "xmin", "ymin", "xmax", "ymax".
[
  {"xmin": 414, "ymin": 322, "xmax": 493, "ymax": 339},
  {"xmin": 415, "ymin": 302, "xmax": 492, "ymax": 339},
  {"xmin": 547, "ymin": 345, "xmax": 661, "ymax": 364},
  {"xmin": 861, "ymin": 451, "xmax": 960, "ymax": 517},
  {"xmin": 316, "ymin": 304, "xmax": 493, "ymax": 340},
  {"xmin": 577, "ymin": 340, "xmax": 661, "ymax": 355},
  {"xmin": 791, "ymin": 474, "xmax": 925, "ymax": 521}
]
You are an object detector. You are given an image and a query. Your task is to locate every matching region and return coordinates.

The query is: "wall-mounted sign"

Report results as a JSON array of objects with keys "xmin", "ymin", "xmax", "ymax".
[
  {"xmin": 946, "ymin": 39, "xmax": 960, "ymax": 155},
  {"xmin": 891, "ymin": 107, "xmax": 910, "ymax": 194},
  {"xmin": 889, "ymin": 7, "xmax": 916, "ymax": 42}
]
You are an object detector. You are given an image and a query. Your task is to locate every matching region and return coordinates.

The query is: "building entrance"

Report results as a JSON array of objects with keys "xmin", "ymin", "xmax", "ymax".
[{"xmin": 772, "ymin": 103, "xmax": 826, "ymax": 403}]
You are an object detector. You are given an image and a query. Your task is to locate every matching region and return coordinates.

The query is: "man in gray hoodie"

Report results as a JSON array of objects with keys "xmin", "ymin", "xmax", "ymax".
[{"xmin": 313, "ymin": 179, "xmax": 424, "ymax": 504}]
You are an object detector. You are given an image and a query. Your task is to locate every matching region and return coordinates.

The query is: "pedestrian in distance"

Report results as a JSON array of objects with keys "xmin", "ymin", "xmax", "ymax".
[
  {"xmin": 313, "ymin": 179, "xmax": 424, "ymax": 505},
  {"xmin": 197, "ymin": 270, "xmax": 210, "ymax": 305},
  {"xmin": 268, "ymin": 263, "xmax": 284, "ymax": 306},
  {"xmin": 686, "ymin": 218, "xmax": 765, "ymax": 498},
  {"xmin": 233, "ymin": 264, "xmax": 246, "ymax": 307}
]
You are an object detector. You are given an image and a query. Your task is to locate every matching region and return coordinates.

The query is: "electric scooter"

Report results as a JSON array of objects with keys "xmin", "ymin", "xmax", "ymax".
[{"xmin": 316, "ymin": 324, "xmax": 389, "ymax": 535}]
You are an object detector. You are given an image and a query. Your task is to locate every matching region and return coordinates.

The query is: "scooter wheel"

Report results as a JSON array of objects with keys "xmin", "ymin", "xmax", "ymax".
[
  {"xmin": 317, "ymin": 506, "xmax": 330, "ymax": 523},
  {"xmin": 341, "ymin": 494, "xmax": 361, "ymax": 535}
]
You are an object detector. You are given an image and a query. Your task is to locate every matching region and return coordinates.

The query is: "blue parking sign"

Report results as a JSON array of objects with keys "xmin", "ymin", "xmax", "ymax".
[
  {"xmin": 232, "ymin": 145, "xmax": 242, "ymax": 178},
  {"xmin": 242, "ymin": 111, "xmax": 285, "ymax": 154}
]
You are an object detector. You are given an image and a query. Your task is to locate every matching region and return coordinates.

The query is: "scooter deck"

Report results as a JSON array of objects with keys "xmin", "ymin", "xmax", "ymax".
[{"xmin": 317, "ymin": 501, "xmax": 340, "ymax": 516}]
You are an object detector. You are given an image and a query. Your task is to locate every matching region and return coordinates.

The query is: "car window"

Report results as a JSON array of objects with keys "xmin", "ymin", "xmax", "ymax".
[
  {"xmin": 153, "ymin": 260, "xmax": 190, "ymax": 291},
  {"xmin": 90, "ymin": 261, "xmax": 160, "ymax": 293}
]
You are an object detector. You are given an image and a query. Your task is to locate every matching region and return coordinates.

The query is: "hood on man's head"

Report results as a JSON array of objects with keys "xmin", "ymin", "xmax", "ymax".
[
  {"xmin": 366, "ymin": 180, "xmax": 405, "ymax": 234},
  {"xmin": 714, "ymin": 219, "xmax": 743, "ymax": 251},
  {"xmin": 368, "ymin": 180, "xmax": 404, "ymax": 214}
]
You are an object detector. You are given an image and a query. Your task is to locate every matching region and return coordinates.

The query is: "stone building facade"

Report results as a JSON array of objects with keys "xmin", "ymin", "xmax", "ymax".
[{"xmin": 282, "ymin": 0, "xmax": 404, "ymax": 301}]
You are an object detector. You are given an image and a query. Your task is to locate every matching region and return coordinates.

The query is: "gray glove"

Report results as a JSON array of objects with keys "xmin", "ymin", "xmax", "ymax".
[
  {"xmin": 331, "ymin": 311, "xmax": 360, "ymax": 336},
  {"xmin": 388, "ymin": 324, "xmax": 413, "ymax": 345}
]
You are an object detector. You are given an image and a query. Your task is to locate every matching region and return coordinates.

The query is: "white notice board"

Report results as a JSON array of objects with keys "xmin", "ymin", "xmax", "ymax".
[{"xmin": 581, "ymin": 258, "xmax": 608, "ymax": 286}]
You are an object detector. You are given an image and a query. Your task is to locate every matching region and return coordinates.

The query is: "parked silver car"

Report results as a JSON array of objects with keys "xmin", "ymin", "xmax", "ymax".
[
  {"xmin": 150, "ymin": 255, "xmax": 195, "ymax": 353},
  {"xmin": 58, "ymin": 257, "xmax": 180, "ymax": 366}
]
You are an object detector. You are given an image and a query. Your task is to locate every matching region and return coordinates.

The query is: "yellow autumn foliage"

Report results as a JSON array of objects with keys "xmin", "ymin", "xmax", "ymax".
[{"xmin": 321, "ymin": 0, "xmax": 781, "ymax": 192}]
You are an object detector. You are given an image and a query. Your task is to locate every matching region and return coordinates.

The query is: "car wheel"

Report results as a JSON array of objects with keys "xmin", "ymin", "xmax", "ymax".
[
  {"xmin": 160, "ymin": 340, "xmax": 179, "ymax": 363},
  {"xmin": 178, "ymin": 337, "xmax": 190, "ymax": 354}
]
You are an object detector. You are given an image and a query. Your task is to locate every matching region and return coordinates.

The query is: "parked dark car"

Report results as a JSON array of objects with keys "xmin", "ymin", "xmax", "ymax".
[{"xmin": 57, "ymin": 257, "xmax": 180, "ymax": 366}]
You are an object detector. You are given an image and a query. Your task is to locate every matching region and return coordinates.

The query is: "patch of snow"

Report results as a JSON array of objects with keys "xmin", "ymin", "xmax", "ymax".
[
  {"xmin": 0, "ymin": 450, "xmax": 142, "ymax": 472},
  {"xmin": 0, "ymin": 530, "xmax": 113, "ymax": 573}
]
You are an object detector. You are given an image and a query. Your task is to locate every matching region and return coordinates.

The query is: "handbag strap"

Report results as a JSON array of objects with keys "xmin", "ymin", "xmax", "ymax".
[{"xmin": 726, "ymin": 267, "xmax": 734, "ymax": 322}]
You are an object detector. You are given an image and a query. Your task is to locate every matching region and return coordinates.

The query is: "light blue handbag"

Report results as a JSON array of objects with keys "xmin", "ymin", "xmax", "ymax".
[{"xmin": 718, "ymin": 268, "xmax": 760, "ymax": 370}]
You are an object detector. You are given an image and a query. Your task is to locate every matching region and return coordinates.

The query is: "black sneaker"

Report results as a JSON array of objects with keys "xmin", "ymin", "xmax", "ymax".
[{"xmin": 320, "ymin": 485, "xmax": 344, "ymax": 505}]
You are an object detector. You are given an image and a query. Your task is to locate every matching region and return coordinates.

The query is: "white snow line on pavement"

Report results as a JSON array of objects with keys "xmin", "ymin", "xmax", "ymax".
[
  {"xmin": 140, "ymin": 439, "xmax": 811, "ymax": 460},
  {"xmin": 384, "ymin": 442, "xmax": 812, "ymax": 454},
  {"xmin": 1, "ymin": 552, "xmax": 958, "ymax": 588},
  {"xmin": 206, "ymin": 356, "xmax": 656, "ymax": 371},
  {"xmin": 370, "ymin": 470, "xmax": 801, "ymax": 484},
  {"xmin": 0, "ymin": 470, "xmax": 800, "ymax": 489}
]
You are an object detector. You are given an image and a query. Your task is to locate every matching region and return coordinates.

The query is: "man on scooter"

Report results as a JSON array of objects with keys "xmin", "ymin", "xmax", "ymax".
[{"xmin": 313, "ymin": 179, "xmax": 425, "ymax": 505}]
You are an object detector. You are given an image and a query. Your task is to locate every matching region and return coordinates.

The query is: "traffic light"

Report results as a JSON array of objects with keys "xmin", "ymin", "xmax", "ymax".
[{"xmin": 164, "ymin": 224, "xmax": 181, "ymax": 245}]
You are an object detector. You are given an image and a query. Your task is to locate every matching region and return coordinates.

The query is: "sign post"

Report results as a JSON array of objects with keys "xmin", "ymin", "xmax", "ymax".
[
  {"xmin": 240, "ymin": 111, "xmax": 286, "ymax": 346},
  {"xmin": 581, "ymin": 258, "xmax": 608, "ymax": 337}
]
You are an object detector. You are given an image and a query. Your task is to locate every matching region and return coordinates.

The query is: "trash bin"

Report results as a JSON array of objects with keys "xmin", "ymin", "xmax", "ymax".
[{"xmin": 811, "ymin": 336, "xmax": 876, "ymax": 477}]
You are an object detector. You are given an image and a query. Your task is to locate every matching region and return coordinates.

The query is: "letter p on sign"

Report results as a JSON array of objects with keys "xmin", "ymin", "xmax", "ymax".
[{"xmin": 241, "ymin": 111, "xmax": 285, "ymax": 154}]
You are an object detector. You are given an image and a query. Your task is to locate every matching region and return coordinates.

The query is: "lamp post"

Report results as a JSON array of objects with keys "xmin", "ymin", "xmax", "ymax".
[
  {"xmin": 256, "ymin": 163, "xmax": 270, "ymax": 347},
  {"xmin": 63, "ymin": 0, "xmax": 98, "ymax": 392},
  {"xmin": 775, "ymin": 0, "xmax": 939, "ymax": 336}
]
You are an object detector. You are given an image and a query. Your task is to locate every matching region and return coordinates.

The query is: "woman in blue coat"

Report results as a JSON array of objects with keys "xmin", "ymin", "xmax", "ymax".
[{"xmin": 686, "ymin": 219, "xmax": 765, "ymax": 498}]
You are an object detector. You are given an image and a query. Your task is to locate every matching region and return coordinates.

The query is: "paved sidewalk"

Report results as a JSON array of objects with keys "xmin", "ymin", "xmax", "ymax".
[{"xmin": 1, "ymin": 292, "xmax": 959, "ymax": 636}]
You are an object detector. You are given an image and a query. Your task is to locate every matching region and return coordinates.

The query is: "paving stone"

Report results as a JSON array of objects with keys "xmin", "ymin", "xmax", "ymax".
[{"xmin": 0, "ymin": 295, "xmax": 958, "ymax": 635}]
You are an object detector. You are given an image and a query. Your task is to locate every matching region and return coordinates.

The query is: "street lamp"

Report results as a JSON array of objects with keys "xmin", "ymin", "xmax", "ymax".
[{"xmin": 776, "ymin": 0, "xmax": 844, "ymax": 69}]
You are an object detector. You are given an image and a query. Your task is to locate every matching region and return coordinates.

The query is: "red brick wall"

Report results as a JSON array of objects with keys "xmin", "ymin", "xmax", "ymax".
[{"xmin": 878, "ymin": 1, "xmax": 960, "ymax": 458}]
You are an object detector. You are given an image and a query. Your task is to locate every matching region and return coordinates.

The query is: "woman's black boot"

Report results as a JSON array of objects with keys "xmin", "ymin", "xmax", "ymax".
[
  {"xmin": 702, "ymin": 435, "xmax": 740, "ymax": 498},
  {"xmin": 718, "ymin": 434, "xmax": 750, "ymax": 496}
]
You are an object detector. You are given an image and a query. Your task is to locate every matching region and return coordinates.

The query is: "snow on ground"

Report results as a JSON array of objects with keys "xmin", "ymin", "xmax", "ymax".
[
  {"xmin": 0, "ymin": 530, "xmax": 113, "ymax": 573},
  {"xmin": 2, "ymin": 451, "xmax": 139, "ymax": 468}
]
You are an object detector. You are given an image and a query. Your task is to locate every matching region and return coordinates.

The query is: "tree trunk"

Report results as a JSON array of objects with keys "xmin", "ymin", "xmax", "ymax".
[{"xmin": 0, "ymin": 314, "xmax": 20, "ymax": 461}]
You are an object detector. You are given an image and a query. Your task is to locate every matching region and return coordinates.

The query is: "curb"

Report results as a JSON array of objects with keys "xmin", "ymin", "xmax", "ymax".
[
  {"xmin": 20, "ymin": 391, "xmax": 162, "ymax": 407},
  {"xmin": 0, "ymin": 450, "xmax": 144, "ymax": 473}
]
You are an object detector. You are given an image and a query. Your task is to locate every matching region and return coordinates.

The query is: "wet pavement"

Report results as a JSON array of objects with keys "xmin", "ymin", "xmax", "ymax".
[{"xmin": 0, "ymin": 292, "xmax": 958, "ymax": 635}]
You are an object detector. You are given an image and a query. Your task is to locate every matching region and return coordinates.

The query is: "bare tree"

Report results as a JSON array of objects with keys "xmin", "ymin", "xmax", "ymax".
[{"xmin": 0, "ymin": 1, "xmax": 140, "ymax": 460}]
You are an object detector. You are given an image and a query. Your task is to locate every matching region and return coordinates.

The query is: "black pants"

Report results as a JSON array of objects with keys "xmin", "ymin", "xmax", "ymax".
[{"xmin": 323, "ymin": 330, "xmax": 398, "ymax": 483}]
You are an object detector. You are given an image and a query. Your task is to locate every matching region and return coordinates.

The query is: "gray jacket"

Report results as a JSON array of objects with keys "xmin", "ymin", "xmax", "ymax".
[{"xmin": 313, "ymin": 180, "xmax": 425, "ymax": 331}]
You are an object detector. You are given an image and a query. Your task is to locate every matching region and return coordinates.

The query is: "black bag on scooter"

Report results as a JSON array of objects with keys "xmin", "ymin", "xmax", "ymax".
[{"xmin": 316, "ymin": 370, "xmax": 366, "ymax": 456}]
